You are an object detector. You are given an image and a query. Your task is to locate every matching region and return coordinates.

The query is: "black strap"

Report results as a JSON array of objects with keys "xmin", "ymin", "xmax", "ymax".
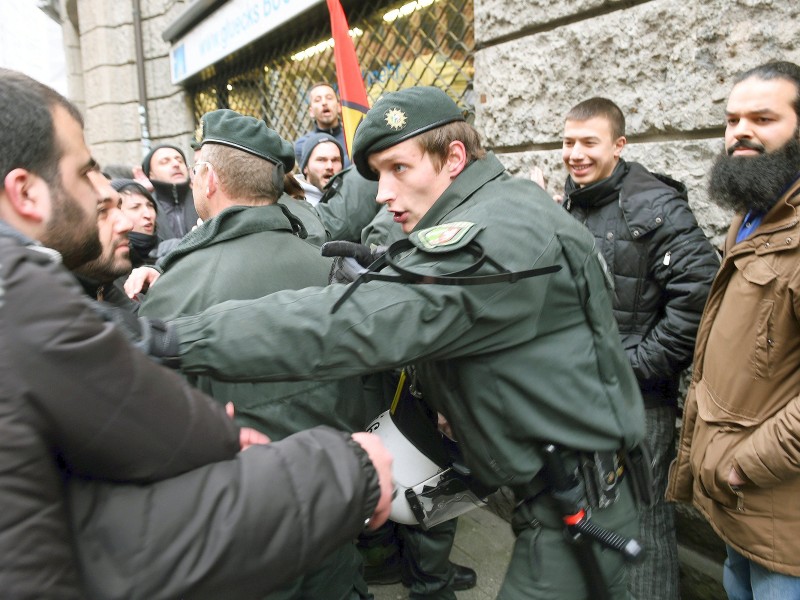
[{"xmin": 331, "ymin": 238, "xmax": 561, "ymax": 313}]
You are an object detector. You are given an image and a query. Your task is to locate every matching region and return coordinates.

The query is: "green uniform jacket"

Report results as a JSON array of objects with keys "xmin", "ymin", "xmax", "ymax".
[
  {"xmin": 278, "ymin": 194, "xmax": 329, "ymax": 246},
  {"xmin": 173, "ymin": 154, "xmax": 645, "ymax": 491},
  {"xmin": 315, "ymin": 166, "xmax": 381, "ymax": 242},
  {"xmin": 140, "ymin": 204, "xmax": 365, "ymax": 440}
]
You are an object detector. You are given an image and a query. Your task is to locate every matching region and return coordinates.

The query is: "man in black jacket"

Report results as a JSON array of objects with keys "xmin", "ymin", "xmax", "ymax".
[
  {"xmin": 141, "ymin": 142, "xmax": 200, "ymax": 251},
  {"xmin": 0, "ymin": 67, "xmax": 392, "ymax": 599},
  {"xmin": 560, "ymin": 97, "xmax": 719, "ymax": 600}
]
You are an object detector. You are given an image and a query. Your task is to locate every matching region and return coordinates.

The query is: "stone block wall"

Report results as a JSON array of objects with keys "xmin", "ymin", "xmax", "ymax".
[
  {"xmin": 64, "ymin": 0, "xmax": 195, "ymax": 169},
  {"xmin": 474, "ymin": 0, "xmax": 800, "ymax": 243},
  {"xmin": 474, "ymin": 0, "xmax": 799, "ymax": 596}
]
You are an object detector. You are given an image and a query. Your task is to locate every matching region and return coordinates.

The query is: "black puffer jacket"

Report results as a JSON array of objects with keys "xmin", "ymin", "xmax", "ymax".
[{"xmin": 564, "ymin": 160, "xmax": 719, "ymax": 408}]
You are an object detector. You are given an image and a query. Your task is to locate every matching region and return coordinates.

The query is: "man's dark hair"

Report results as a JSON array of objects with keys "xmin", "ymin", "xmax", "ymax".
[
  {"xmin": 308, "ymin": 81, "xmax": 338, "ymax": 99},
  {"xmin": 0, "ymin": 68, "xmax": 84, "ymax": 190},
  {"xmin": 734, "ymin": 61, "xmax": 800, "ymax": 120},
  {"xmin": 566, "ymin": 97, "xmax": 626, "ymax": 139}
]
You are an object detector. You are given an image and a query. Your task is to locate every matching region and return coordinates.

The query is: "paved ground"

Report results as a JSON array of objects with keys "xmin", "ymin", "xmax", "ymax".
[{"xmin": 371, "ymin": 508, "xmax": 515, "ymax": 600}]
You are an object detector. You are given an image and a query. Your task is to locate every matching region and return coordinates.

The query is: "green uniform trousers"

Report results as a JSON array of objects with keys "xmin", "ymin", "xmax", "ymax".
[
  {"xmin": 499, "ymin": 479, "xmax": 638, "ymax": 600},
  {"xmin": 400, "ymin": 519, "xmax": 459, "ymax": 600}
]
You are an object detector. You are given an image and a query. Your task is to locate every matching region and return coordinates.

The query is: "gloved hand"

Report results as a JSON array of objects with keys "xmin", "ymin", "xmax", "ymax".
[
  {"xmin": 90, "ymin": 303, "xmax": 181, "ymax": 367},
  {"xmin": 321, "ymin": 241, "xmax": 387, "ymax": 284}
]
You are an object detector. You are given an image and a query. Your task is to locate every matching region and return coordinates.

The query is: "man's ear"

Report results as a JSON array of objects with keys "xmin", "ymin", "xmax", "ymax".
[
  {"xmin": 613, "ymin": 136, "xmax": 627, "ymax": 159},
  {"xmin": 446, "ymin": 140, "xmax": 468, "ymax": 179},
  {"xmin": 2, "ymin": 168, "xmax": 50, "ymax": 223}
]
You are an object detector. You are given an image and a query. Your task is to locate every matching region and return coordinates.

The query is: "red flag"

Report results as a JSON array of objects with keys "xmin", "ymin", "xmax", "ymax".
[{"xmin": 327, "ymin": 0, "xmax": 369, "ymax": 159}]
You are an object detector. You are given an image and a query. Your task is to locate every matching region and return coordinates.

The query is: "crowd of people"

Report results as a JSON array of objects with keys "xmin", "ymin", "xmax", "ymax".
[{"xmin": 1, "ymin": 58, "xmax": 799, "ymax": 600}]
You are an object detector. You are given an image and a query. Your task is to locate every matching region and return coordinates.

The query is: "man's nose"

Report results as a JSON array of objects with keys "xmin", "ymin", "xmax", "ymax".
[
  {"xmin": 569, "ymin": 144, "xmax": 585, "ymax": 160},
  {"xmin": 731, "ymin": 119, "xmax": 753, "ymax": 139},
  {"xmin": 375, "ymin": 179, "xmax": 394, "ymax": 205},
  {"xmin": 113, "ymin": 208, "xmax": 133, "ymax": 233}
]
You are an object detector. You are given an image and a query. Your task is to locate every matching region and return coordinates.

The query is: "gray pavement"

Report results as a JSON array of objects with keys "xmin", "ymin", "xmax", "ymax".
[{"xmin": 371, "ymin": 508, "xmax": 515, "ymax": 600}]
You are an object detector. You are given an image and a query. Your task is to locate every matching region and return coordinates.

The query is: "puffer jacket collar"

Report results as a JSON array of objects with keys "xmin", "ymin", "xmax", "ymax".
[{"xmin": 618, "ymin": 163, "xmax": 688, "ymax": 237}]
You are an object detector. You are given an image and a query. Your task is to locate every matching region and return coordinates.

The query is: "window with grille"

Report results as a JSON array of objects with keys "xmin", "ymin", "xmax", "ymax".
[{"xmin": 188, "ymin": 0, "xmax": 474, "ymax": 149}]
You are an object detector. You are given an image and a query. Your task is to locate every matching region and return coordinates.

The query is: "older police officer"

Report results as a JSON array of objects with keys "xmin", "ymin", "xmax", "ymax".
[{"xmin": 165, "ymin": 87, "xmax": 646, "ymax": 599}]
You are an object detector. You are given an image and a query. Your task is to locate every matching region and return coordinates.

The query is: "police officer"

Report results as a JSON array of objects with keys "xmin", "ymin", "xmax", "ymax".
[{"xmin": 165, "ymin": 86, "xmax": 646, "ymax": 599}]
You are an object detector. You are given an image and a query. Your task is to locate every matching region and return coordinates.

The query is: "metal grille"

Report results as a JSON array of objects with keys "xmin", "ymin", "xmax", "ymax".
[{"xmin": 187, "ymin": 0, "xmax": 474, "ymax": 147}]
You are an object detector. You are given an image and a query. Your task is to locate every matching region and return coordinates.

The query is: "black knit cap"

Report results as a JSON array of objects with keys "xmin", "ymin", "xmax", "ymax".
[
  {"xmin": 352, "ymin": 86, "xmax": 465, "ymax": 181},
  {"xmin": 197, "ymin": 109, "xmax": 296, "ymax": 171},
  {"xmin": 141, "ymin": 144, "xmax": 187, "ymax": 178},
  {"xmin": 300, "ymin": 132, "xmax": 344, "ymax": 173}
]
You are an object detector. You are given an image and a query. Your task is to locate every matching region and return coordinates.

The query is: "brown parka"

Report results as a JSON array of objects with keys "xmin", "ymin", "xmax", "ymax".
[{"xmin": 666, "ymin": 176, "xmax": 800, "ymax": 576}]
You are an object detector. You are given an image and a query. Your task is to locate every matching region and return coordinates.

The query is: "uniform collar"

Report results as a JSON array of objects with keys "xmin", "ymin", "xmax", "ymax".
[{"xmin": 412, "ymin": 153, "xmax": 506, "ymax": 232}]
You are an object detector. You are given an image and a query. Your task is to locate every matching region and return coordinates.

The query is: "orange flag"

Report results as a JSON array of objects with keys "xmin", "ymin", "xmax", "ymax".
[{"xmin": 327, "ymin": 0, "xmax": 370, "ymax": 159}]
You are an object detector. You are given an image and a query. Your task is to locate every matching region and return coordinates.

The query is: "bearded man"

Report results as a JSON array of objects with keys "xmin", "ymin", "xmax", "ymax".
[{"xmin": 666, "ymin": 61, "xmax": 800, "ymax": 598}]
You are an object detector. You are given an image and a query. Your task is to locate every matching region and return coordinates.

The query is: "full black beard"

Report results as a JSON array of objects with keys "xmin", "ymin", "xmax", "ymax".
[{"xmin": 708, "ymin": 136, "xmax": 800, "ymax": 214}]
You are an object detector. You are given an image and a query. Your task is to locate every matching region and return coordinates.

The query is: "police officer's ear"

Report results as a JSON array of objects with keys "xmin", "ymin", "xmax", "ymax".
[{"xmin": 445, "ymin": 140, "xmax": 468, "ymax": 180}]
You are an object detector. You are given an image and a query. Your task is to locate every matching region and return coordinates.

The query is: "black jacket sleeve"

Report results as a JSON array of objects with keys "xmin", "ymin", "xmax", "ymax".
[
  {"xmin": 9, "ymin": 247, "xmax": 239, "ymax": 482},
  {"xmin": 628, "ymin": 194, "xmax": 719, "ymax": 383},
  {"xmin": 69, "ymin": 427, "xmax": 379, "ymax": 600}
]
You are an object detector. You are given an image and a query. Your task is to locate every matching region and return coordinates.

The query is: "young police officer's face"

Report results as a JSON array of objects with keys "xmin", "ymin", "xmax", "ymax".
[
  {"xmin": 369, "ymin": 138, "xmax": 454, "ymax": 233},
  {"xmin": 562, "ymin": 117, "xmax": 626, "ymax": 187}
]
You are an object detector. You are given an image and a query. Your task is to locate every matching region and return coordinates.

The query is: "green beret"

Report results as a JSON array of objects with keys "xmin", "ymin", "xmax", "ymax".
[
  {"xmin": 198, "ymin": 109, "xmax": 295, "ymax": 171},
  {"xmin": 352, "ymin": 86, "xmax": 465, "ymax": 180}
]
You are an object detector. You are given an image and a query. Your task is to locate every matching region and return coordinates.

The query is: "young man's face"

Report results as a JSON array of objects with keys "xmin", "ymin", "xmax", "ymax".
[
  {"xmin": 148, "ymin": 147, "xmax": 189, "ymax": 184},
  {"xmin": 308, "ymin": 85, "xmax": 341, "ymax": 129},
  {"xmin": 304, "ymin": 141, "xmax": 343, "ymax": 191},
  {"xmin": 119, "ymin": 191, "xmax": 156, "ymax": 235},
  {"xmin": 39, "ymin": 105, "xmax": 102, "ymax": 269},
  {"xmin": 369, "ymin": 138, "xmax": 454, "ymax": 233},
  {"xmin": 76, "ymin": 171, "xmax": 133, "ymax": 281},
  {"xmin": 725, "ymin": 76, "xmax": 799, "ymax": 156},
  {"xmin": 562, "ymin": 116, "xmax": 626, "ymax": 187}
]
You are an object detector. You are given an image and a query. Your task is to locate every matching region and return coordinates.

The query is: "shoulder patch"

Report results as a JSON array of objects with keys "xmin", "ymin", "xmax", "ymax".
[{"xmin": 410, "ymin": 221, "xmax": 483, "ymax": 253}]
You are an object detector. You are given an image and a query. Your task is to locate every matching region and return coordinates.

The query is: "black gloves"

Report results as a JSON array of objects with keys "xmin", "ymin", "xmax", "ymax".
[
  {"xmin": 90, "ymin": 302, "xmax": 181, "ymax": 367},
  {"xmin": 321, "ymin": 241, "xmax": 387, "ymax": 284}
]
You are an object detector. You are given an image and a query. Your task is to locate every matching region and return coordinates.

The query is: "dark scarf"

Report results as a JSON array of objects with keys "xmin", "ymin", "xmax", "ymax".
[
  {"xmin": 564, "ymin": 160, "xmax": 630, "ymax": 210},
  {"xmin": 128, "ymin": 231, "xmax": 158, "ymax": 267}
]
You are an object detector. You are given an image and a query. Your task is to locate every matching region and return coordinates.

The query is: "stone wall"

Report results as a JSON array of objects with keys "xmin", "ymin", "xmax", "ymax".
[
  {"xmin": 474, "ymin": 0, "xmax": 800, "ymax": 243},
  {"xmin": 64, "ymin": 0, "xmax": 195, "ymax": 169},
  {"xmin": 473, "ymin": 1, "xmax": 799, "ymax": 596}
]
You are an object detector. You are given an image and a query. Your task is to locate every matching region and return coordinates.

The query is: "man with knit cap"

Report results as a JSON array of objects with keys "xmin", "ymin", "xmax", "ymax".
[
  {"xmin": 297, "ymin": 131, "xmax": 345, "ymax": 205},
  {"xmin": 139, "ymin": 109, "xmax": 372, "ymax": 600},
  {"xmin": 141, "ymin": 143, "xmax": 199, "ymax": 249},
  {"xmin": 162, "ymin": 87, "xmax": 648, "ymax": 599}
]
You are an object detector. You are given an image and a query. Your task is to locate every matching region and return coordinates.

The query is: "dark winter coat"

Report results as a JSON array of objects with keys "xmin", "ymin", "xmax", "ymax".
[
  {"xmin": 564, "ymin": 160, "xmax": 719, "ymax": 408},
  {"xmin": 0, "ymin": 222, "xmax": 239, "ymax": 598},
  {"xmin": 151, "ymin": 178, "xmax": 199, "ymax": 242}
]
